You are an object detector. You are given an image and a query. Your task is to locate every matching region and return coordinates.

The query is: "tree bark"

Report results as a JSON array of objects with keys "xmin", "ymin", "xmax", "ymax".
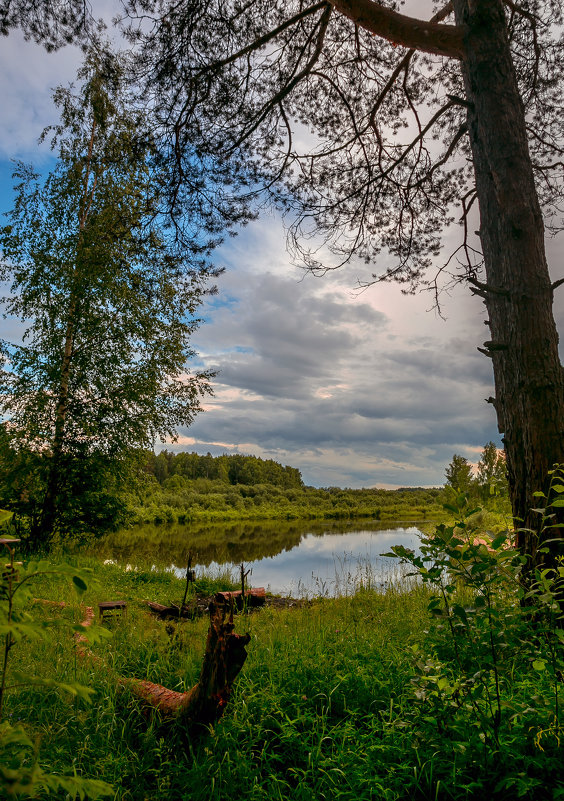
[
  {"xmin": 328, "ymin": 0, "xmax": 464, "ymax": 59},
  {"xmin": 126, "ymin": 602, "xmax": 251, "ymax": 729},
  {"xmin": 453, "ymin": 0, "xmax": 564, "ymax": 565},
  {"xmin": 34, "ymin": 120, "xmax": 97, "ymax": 546}
]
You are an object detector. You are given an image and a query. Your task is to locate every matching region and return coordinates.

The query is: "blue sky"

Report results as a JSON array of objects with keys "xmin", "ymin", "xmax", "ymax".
[{"xmin": 1, "ymin": 10, "xmax": 562, "ymax": 489}]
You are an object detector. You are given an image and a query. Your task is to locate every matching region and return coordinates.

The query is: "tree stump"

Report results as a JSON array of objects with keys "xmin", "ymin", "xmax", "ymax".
[{"xmin": 124, "ymin": 602, "xmax": 250, "ymax": 728}]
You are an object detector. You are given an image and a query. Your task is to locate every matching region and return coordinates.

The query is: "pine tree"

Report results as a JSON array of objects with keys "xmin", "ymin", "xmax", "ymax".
[{"xmin": 445, "ymin": 454, "xmax": 474, "ymax": 494}]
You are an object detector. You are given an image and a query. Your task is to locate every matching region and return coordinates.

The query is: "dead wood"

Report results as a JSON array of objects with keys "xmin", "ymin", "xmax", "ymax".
[
  {"xmin": 146, "ymin": 600, "xmax": 201, "ymax": 620},
  {"xmin": 57, "ymin": 599, "xmax": 250, "ymax": 729},
  {"xmin": 215, "ymin": 587, "xmax": 266, "ymax": 609},
  {"xmin": 146, "ymin": 587, "xmax": 266, "ymax": 620},
  {"xmin": 125, "ymin": 601, "xmax": 251, "ymax": 727}
]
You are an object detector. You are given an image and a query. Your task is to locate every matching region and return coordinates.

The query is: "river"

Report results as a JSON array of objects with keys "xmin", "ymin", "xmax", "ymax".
[{"xmin": 94, "ymin": 518, "xmax": 424, "ymax": 597}]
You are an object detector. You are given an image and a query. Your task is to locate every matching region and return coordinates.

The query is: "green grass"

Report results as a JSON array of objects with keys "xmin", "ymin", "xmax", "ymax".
[{"xmin": 2, "ymin": 552, "xmax": 563, "ymax": 800}]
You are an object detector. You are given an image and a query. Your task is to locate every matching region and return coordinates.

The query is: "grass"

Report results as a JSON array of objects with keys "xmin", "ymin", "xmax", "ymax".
[{"xmin": 2, "ymin": 549, "xmax": 564, "ymax": 800}]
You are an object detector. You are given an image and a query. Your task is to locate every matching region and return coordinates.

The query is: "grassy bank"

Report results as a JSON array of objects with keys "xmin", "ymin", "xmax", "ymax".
[
  {"xmin": 127, "ymin": 481, "xmax": 450, "ymax": 525},
  {"xmin": 2, "ymin": 527, "xmax": 564, "ymax": 801}
]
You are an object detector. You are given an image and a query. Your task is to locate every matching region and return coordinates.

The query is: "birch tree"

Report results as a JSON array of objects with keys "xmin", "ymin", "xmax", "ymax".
[{"xmin": 0, "ymin": 51, "xmax": 214, "ymax": 545}]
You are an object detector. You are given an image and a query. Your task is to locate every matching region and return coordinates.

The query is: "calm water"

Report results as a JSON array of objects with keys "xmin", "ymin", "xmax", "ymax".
[
  {"xmin": 174, "ymin": 525, "xmax": 422, "ymax": 597},
  {"xmin": 96, "ymin": 519, "xmax": 423, "ymax": 597}
]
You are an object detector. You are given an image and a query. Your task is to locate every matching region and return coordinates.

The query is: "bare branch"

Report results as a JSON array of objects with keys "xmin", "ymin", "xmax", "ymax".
[
  {"xmin": 503, "ymin": 0, "xmax": 541, "ymax": 102},
  {"xmin": 195, "ymin": 1, "xmax": 328, "ymax": 82},
  {"xmin": 467, "ymin": 276, "xmax": 510, "ymax": 298}
]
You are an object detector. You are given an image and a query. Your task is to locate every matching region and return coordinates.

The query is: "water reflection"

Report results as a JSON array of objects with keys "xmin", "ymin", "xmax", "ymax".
[{"xmin": 95, "ymin": 519, "xmax": 423, "ymax": 597}]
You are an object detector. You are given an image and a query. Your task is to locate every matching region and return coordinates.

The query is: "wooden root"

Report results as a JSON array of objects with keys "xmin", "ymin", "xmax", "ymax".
[{"xmin": 125, "ymin": 602, "xmax": 251, "ymax": 727}]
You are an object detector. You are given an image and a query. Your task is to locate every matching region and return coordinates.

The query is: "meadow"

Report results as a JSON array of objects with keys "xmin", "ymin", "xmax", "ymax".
[{"xmin": 2, "ymin": 496, "xmax": 564, "ymax": 801}]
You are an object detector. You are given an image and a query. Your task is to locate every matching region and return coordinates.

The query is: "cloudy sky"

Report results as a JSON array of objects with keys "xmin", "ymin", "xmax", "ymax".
[{"xmin": 1, "ymin": 14, "xmax": 563, "ymax": 489}]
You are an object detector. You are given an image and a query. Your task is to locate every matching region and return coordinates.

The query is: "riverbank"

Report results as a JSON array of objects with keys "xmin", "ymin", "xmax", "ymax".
[
  {"xmin": 3, "ymin": 545, "xmax": 563, "ymax": 800},
  {"xmin": 127, "ymin": 481, "xmax": 449, "ymax": 525}
]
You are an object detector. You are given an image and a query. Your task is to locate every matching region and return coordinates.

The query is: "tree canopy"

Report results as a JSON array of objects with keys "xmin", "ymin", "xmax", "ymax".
[
  {"xmin": 120, "ymin": 0, "xmax": 563, "ymax": 284},
  {"xmin": 0, "ymin": 0, "xmax": 94, "ymax": 50},
  {"xmin": 117, "ymin": 0, "xmax": 564, "ymax": 565},
  {"xmin": 0, "ymin": 51, "xmax": 214, "ymax": 544}
]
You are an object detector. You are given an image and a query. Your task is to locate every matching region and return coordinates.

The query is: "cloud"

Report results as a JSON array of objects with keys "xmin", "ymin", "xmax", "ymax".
[
  {"xmin": 177, "ymin": 229, "xmax": 503, "ymax": 487},
  {"xmin": 2, "ymin": 17, "xmax": 563, "ymax": 490}
]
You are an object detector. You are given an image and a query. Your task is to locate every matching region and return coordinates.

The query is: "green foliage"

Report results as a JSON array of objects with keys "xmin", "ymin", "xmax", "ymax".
[
  {"xmin": 386, "ymin": 489, "xmax": 564, "ymax": 795},
  {"xmin": 0, "ymin": 517, "xmax": 112, "ymax": 798},
  {"xmin": 2, "ymin": 525, "xmax": 564, "ymax": 800},
  {"xmin": 146, "ymin": 450, "xmax": 304, "ymax": 489},
  {"xmin": 445, "ymin": 443, "xmax": 509, "ymax": 507},
  {"xmin": 0, "ymin": 51, "xmax": 212, "ymax": 546},
  {"xmin": 476, "ymin": 442, "xmax": 508, "ymax": 502},
  {"xmin": 125, "ymin": 450, "xmax": 448, "ymax": 525},
  {"xmin": 0, "ymin": 429, "xmax": 136, "ymax": 548},
  {"xmin": 444, "ymin": 453, "xmax": 474, "ymax": 494}
]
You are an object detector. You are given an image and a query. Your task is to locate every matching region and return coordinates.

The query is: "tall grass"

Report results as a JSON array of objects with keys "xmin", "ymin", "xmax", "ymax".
[{"xmin": 2, "ymin": 544, "xmax": 564, "ymax": 800}]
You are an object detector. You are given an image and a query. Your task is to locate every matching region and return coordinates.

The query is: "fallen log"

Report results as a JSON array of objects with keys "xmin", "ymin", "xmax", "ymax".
[
  {"xmin": 54, "ymin": 599, "xmax": 250, "ymax": 730},
  {"xmin": 146, "ymin": 601, "xmax": 201, "ymax": 620},
  {"xmin": 125, "ymin": 602, "xmax": 251, "ymax": 727},
  {"xmin": 146, "ymin": 587, "xmax": 266, "ymax": 620},
  {"xmin": 215, "ymin": 587, "xmax": 266, "ymax": 609}
]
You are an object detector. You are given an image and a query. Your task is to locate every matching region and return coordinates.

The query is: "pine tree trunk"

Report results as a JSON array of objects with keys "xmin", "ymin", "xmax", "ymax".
[{"xmin": 453, "ymin": 0, "xmax": 564, "ymax": 566}]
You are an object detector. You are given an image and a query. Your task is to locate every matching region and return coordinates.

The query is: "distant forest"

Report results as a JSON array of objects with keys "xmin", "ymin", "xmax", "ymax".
[
  {"xmin": 132, "ymin": 450, "xmax": 449, "ymax": 526},
  {"xmin": 145, "ymin": 451, "xmax": 304, "ymax": 489}
]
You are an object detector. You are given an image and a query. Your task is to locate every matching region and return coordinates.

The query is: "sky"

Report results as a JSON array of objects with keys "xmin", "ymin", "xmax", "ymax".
[{"xmin": 1, "ymin": 10, "xmax": 563, "ymax": 489}]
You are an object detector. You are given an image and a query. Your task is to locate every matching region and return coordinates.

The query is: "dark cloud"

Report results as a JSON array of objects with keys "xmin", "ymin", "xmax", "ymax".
[
  {"xmin": 180, "ymin": 241, "xmax": 505, "ymax": 486},
  {"xmin": 4, "ymin": 24, "xmax": 558, "ymax": 488}
]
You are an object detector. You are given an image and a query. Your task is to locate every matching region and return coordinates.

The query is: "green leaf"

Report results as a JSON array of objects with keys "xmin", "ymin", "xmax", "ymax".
[
  {"xmin": 0, "ymin": 722, "xmax": 34, "ymax": 750},
  {"xmin": 0, "ymin": 623, "xmax": 50, "ymax": 641},
  {"xmin": 0, "ymin": 509, "xmax": 13, "ymax": 527},
  {"xmin": 491, "ymin": 534, "xmax": 507, "ymax": 550},
  {"xmin": 532, "ymin": 659, "xmax": 546, "ymax": 671},
  {"xmin": 452, "ymin": 604, "xmax": 469, "ymax": 625},
  {"xmin": 37, "ymin": 775, "xmax": 113, "ymax": 800},
  {"xmin": 72, "ymin": 575, "xmax": 88, "ymax": 594},
  {"xmin": 9, "ymin": 672, "xmax": 95, "ymax": 703}
]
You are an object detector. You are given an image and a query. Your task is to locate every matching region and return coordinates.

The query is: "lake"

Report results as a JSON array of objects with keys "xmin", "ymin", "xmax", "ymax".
[{"xmin": 95, "ymin": 518, "xmax": 424, "ymax": 597}]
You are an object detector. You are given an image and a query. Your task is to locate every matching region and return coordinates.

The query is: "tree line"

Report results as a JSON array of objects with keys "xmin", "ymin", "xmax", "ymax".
[{"xmin": 145, "ymin": 451, "xmax": 304, "ymax": 489}]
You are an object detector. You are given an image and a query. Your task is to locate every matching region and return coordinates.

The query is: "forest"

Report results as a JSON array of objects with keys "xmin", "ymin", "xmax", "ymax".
[
  {"xmin": 1, "ymin": 0, "xmax": 564, "ymax": 799},
  {"xmin": 130, "ymin": 446, "xmax": 506, "ymax": 526}
]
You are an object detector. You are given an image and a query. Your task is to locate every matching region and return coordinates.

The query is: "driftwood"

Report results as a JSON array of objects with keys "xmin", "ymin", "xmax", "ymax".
[
  {"xmin": 124, "ymin": 602, "xmax": 250, "ymax": 726},
  {"xmin": 146, "ymin": 587, "xmax": 266, "ymax": 620},
  {"xmin": 215, "ymin": 587, "xmax": 266, "ymax": 610}
]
